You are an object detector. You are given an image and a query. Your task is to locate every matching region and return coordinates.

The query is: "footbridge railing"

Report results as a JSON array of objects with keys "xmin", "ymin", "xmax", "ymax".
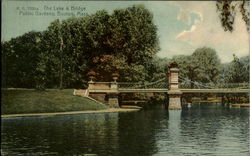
[
  {"xmin": 118, "ymin": 78, "xmax": 167, "ymax": 89},
  {"xmin": 179, "ymin": 76, "xmax": 250, "ymax": 89}
]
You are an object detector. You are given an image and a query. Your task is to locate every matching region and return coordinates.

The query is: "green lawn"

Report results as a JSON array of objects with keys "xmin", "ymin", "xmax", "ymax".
[{"xmin": 1, "ymin": 89, "xmax": 108, "ymax": 115}]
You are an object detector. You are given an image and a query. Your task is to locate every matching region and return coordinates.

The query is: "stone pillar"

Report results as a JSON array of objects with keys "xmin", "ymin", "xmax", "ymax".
[
  {"xmin": 108, "ymin": 93, "xmax": 119, "ymax": 108},
  {"xmin": 108, "ymin": 81, "xmax": 119, "ymax": 108},
  {"xmin": 88, "ymin": 81, "xmax": 95, "ymax": 90},
  {"xmin": 88, "ymin": 81, "xmax": 107, "ymax": 104},
  {"xmin": 168, "ymin": 91, "xmax": 182, "ymax": 110},
  {"xmin": 168, "ymin": 65, "xmax": 179, "ymax": 90},
  {"xmin": 167, "ymin": 62, "xmax": 182, "ymax": 110}
]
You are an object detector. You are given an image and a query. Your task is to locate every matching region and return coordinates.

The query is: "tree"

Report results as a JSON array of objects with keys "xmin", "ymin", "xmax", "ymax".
[
  {"xmin": 91, "ymin": 54, "xmax": 127, "ymax": 81},
  {"xmin": 2, "ymin": 31, "xmax": 43, "ymax": 88},
  {"xmin": 239, "ymin": 55, "xmax": 250, "ymax": 82},
  {"xmin": 191, "ymin": 47, "xmax": 221, "ymax": 83},
  {"xmin": 41, "ymin": 19, "xmax": 66, "ymax": 89},
  {"xmin": 39, "ymin": 20, "xmax": 62, "ymax": 88},
  {"xmin": 171, "ymin": 55, "xmax": 191, "ymax": 81},
  {"xmin": 171, "ymin": 47, "xmax": 221, "ymax": 87},
  {"xmin": 60, "ymin": 17, "xmax": 89, "ymax": 88},
  {"xmin": 144, "ymin": 56, "xmax": 169, "ymax": 82},
  {"xmin": 228, "ymin": 54, "xmax": 244, "ymax": 83},
  {"xmin": 85, "ymin": 5, "xmax": 159, "ymax": 82},
  {"xmin": 221, "ymin": 54, "xmax": 249, "ymax": 83},
  {"xmin": 107, "ymin": 5, "xmax": 160, "ymax": 65},
  {"xmin": 216, "ymin": 1, "xmax": 250, "ymax": 83},
  {"xmin": 58, "ymin": 5, "xmax": 159, "ymax": 83}
]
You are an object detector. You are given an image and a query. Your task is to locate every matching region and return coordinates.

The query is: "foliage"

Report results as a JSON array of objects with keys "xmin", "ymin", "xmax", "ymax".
[
  {"xmin": 239, "ymin": 55, "xmax": 250, "ymax": 82},
  {"xmin": 2, "ymin": 31, "xmax": 43, "ymax": 88},
  {"xmin": 107, "ymin": 5, "xmax": 160, "ymax": 64},
  {"xmin": 35, "ymin": 53, "xmax": 47, "ymax": 90},
  {"xmin": 228, "ymin": 54, "xmax": 244, "ymax": 83},
  {"xmin": 170, "ymin": 47, "xmax": 221, "ymax": 86},
  {"xmin": 2, "ymin": 5, "xmax": 159, "ymax": 89},
  {"xmin": 216, "ymin": 1, "xmax": 250, "ymax": 32},
  {"xmin": 190, "ymin": 47, "xmax": 221, "ymax": 83},
  {"xmin": 91, "ymin": 54, "xmax": 126, "ymax": 81},
  {"xmin": 171, "ymin": 55, "xmax": 191, "ymax": 81},
  {"xmin": 220, "ymin": 54, "xmax": 249, "ymax": 83},
  {"xmin": 86, "ymin": 5, "xmax": 159, "ymax": 82}
]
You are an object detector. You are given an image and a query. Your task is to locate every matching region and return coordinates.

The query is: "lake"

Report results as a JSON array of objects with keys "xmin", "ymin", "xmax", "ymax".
[{"xmin": 1, "ymin": 104, "xmax": 250, "ymax": 156}]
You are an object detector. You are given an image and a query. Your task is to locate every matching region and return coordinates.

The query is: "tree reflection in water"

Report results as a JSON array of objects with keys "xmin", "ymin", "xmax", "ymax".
[{"xmin": 1, "ymin": 106, "xmax": 249, "ymax": 156}]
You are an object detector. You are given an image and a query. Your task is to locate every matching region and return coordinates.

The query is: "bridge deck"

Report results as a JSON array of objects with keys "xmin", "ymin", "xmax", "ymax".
[
  {"xmin": 119, "ymin": 89, "xmax": 169, "ymax": 93},
  {"xmin": 88, "ymin": 88, "xmax": 250, "ymax": 93},
  {"xmin": 180, "ymin": 89, "xmax": 250, "ymax": 93}
]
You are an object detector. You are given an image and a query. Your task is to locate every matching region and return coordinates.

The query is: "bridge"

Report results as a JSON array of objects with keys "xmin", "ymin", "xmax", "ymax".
[
  {"xmin": 81, "ymin": 62, "xmax": 250, "ymax": 110},
  {"xmin": 88, "ymin": 88, "xmax": 249, "ymax": 94}
]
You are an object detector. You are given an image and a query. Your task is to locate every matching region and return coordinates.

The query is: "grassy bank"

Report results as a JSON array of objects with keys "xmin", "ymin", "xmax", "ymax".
[{"xmin": 1, "ymin": 89, "xmax": 108, "ymax": 115}]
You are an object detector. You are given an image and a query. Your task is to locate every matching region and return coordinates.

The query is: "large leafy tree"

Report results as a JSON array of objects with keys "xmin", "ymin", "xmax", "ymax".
[
  {"xmin": 220, "ymin": 54, "xmax": 249, "ymax": 83},
  {"xmin": 2, "ymin": 31, "xmax": 42, "ymax": 88},
  {"xmin": 191, "ymin": 47, "xmax": 221, "ymax": 83},
  {"xmin": 107, "ymin": 5, "xmax": 159, "ymax": 65},
  {"xmin": 40, "ymin": 20, "xmax": 64, "ymax": 88},
  {"xmin": 170, "ymin": 47, "xmax": 221, "ymax": 88},
  {"xmin": 86, "ymin": 5, "xmax": 159, "ymax": 82},
  {"xmin": 60, "ymin": 17, "xmax": 89, "ymax": 88},
  {"xmin": 239, "ymin": 55, "xmax": 250, "ymax": 82},
  {"xmin": 228, "ymin": 54, "xmax": 245, "ymax": 83}
]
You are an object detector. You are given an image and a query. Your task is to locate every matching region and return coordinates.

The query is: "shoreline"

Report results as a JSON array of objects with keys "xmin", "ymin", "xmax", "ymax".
[{"xmin": 1, "ymin": 108, "xmax": 140, "ymax": 118}]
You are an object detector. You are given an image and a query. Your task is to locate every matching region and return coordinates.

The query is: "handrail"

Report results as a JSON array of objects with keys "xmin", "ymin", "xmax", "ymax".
[
  {"xmin": 88, "ymin": 82, "xmax": 113, "ymax": 84},
  {"xmin": 118, "ymin": 82, "xmax": 143, "ymax": 84}
]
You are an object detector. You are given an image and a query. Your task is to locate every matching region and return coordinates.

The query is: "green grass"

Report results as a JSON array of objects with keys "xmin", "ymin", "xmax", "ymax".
[{"xmin": 1, "ymin": 89, "xmax": 108, "ymax": 115}]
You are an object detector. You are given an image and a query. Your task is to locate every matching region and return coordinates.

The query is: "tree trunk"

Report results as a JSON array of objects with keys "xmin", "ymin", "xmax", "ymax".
[{"xmin": 59, "ymin": 37, "xmax": 63, "ymax": 90}]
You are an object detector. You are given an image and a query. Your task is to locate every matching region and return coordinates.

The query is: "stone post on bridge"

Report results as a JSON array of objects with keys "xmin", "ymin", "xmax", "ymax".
[
  {"xmin": 107, "ymin": 73, "xmax": 120, "ymax": 108},
  {"xmin": 87, "ymin": 71, "xmax": 119, "ymax": 108},
  {"xmin": 167, "ymin": 62, "xmax": 182, "ymax": 110}
]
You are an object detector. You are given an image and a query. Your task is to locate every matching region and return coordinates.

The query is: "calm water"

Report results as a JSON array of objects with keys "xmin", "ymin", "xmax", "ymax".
[{"xmin": 1, "ymin": 105, "xmax": 250, "ymax": 156}]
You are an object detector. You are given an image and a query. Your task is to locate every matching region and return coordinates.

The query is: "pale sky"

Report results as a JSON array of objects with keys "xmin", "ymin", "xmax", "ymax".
[{"xmin": 2, "ymin": 0, "xmax": 249, "ymax": 63}]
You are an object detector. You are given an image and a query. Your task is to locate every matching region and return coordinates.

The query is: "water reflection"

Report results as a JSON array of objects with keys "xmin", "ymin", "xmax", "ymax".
[
  {"xmin": 117, "ymin": 106, "xmax": 167, "ymax": 156},
  {"xmin": 2, "ymin": 113, "xmax": 120, "ymax": 156},
  {"xmin": 154, "ymin": 108, "xmax": 249, "ymax": 156},
  {"xmin": 1, "ymin": 106, "xmax": 250, "ymax": 156}
]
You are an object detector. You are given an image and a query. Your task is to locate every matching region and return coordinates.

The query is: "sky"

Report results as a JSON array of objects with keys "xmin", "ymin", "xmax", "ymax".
[{"xmin": 2, "ymin": 0, "xmax": 249, "ymax": 63}]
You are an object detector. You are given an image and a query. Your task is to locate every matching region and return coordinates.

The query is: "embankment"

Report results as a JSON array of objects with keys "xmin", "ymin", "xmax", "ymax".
[{"xmin": 1, "ymin": 89, "xmax": 108, "ymax": 115}]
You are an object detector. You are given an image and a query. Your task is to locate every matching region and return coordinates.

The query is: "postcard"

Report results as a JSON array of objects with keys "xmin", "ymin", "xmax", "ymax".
[{"xmin": 2, "ymin": 1, "xmax": 249, "ymax": 156}]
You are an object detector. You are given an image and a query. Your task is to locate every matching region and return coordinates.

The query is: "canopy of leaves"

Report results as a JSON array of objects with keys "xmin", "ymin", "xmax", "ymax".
[
  {"xmin": 2, "ymin": 31, "xmax": 42, "ymax": 88},
  {"xmin": 220, "ymin": 54, "xmax": 249, "ymax": 83},
  {"xmin": 191, "ymin": 47, "xmax": 221, "ymax": 83},
  {"xmin": 2, "ymin": 5, "xmax": 159, "ymax": 89},
  {"xmin": 170, "ymin": 47, "xmax": 221, "ymax": 86}
]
